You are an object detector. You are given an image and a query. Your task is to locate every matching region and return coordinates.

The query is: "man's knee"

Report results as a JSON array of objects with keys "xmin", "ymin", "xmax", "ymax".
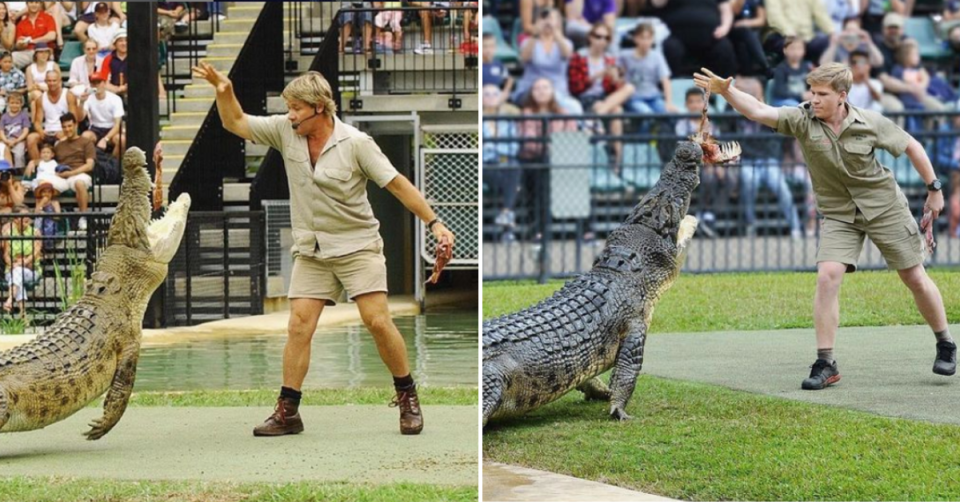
[
  {"xmin": 363, "ymin": 312, "xmax": 395, "ymax": 337},
  {"xmin": 898, "ymin": 265, "xmax": 928, "ymax": 292},
  {"xmin": 816, "ymin": 264, "xmax": 846, "ymax": 290}
]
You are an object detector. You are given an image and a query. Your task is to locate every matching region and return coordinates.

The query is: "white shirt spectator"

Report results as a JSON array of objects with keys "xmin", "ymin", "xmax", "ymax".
[
  {"xmin": 87, "ymin": 21, "xmax": 121, "ymax": 56},
  {"xmin": 83, "ymin": 89, "xmax": 124, "ymax": 129},
  {"xmin": 847, "ymin": 78, "xmax": 884, "ymax": 112},
  {"xmin": 68, "ymin": 53, "xmax": 102, "ymax": 96}
]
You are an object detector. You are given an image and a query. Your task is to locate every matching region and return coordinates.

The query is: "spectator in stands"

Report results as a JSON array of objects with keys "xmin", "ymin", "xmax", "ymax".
[
  {"xmin": 0, "ymin": 51, "xmax": 26, "ymax": 112},
  {"xmin": 482, "ymin": 32, "xmax": 514, "ymax": 102},
  {"xmin": 511, "ymin": 8, "xmax": 575, "ymax": 110},
  {"xmin": 41, "ymin": 0, "xmax": 72, "ymax": 48},
  {"xmin": 619, "ymin": 22, "xmax": 676, "ymax": 114},
  {"xmin": 67, "ymin": 39, "xmax": 99, "ymax": 98},
  {"xmin": 563, "ymin": 0, "xmax": 616, "ymax": 48},
  {"xmin": 51, "ymin": 112, "xmax": 93, "ymax": 230},
  {"xmin": 517, "ymin": 77, "xmax": 577, "ymax": 164},
  {"xmin": 2, "ymin": 203, "xmax": 41, "ymax": 317},
  {"xmin": 97, "ymin": 29, "xmax": 127, "ymax": 97},
  {"xmin": 86, "ymin": 2, "xmax": 121, "ymax": 58},
  {"xmin": 374, "ymin": 2, "xmax": 404, "ymax": 53},
  {"xmin": 157, "ymin": 2, "xmax": 186, "ymax": 40},
  {"xmin": 78, "ymin": 74, "xmax": 123, "ymax": 158},
  {"xmin": 861, "ymin": 0, "xmax": 908, "ymax": 35},
  {"xmin": 823, "ymin": 0, "xmax": 859, "ymax": 33},
  {"xmin": 764, "ymin": 0, "xmax": 833, "ymax": 63},
  {"xmin": 846, "ymin": 49, "xmax": 884, "ymax": 112},
  {"xmin": 482, "ymin": 84, "xmax": 522, "ymax": 242},
  {"xmin": 570, "ymin": 22, "xmax": 634, "ymax": 166},
  {"xmin": 647, "ymin": 0, "xmax": 738, "ymax": 79},
  {"xmin": 0, "ymin": 92, "xmax": 28, "ymax": 167},
  {"xmin": 0, "ymin": 161, "xmax": 24, "ymax": 212},
  {"xmin": 871, "ymin": 12, "xmax": 908, "ymax": 113},
  {"xmin": 73, "ymin": 1, "xmax": 125, "ymax": 43},
  {"xmin": 24, "ymin": 41, "xmax": 53, "ymax": 105},
  {"xmin": 339, "ymin": 2, "xmax": 373, "ymax": 54},
  {"xmin": 734, "ymin": 77, "xmax": 802, "ymax": 239},
  {"xmin": 771, "ymin": 36, "xmax": 813, "ymax": 106},
  {"xmin": 11, "ymin": 1, "xmax": 56, "ymax": 70},
  {"xmin": 27, "ymin": 70, "xmax": 79, "ymax": 173},
  {"xmin": 890, "ymin": 39, "xmax": 948, "ymax": 131},
  {"xmin": 179, "ymin": 2, "xmax": 214, "ymax": 30},
  {"xmin": 517, "ymin": 0, "xmax": 554, "ymax": 47},
  {"xmin": 728, "ymin": 0, "xmax": 770, "ymax": 77},
  {"xmin": 0, "ymin": 2, "xmax": 17, "ymax": 53},
  {"xmin": 819, "ymin": 18, "xmax": 884, "ymax": 66},
  {"xmin": 410, "ymin": 1, "xmax": 445, "ymax": 54},
  {"xmin": 31, "ymin": 142, "xmax": 64, "ymax": 214}
]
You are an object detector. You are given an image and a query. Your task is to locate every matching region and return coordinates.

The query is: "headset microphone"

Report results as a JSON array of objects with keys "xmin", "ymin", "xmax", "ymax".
[{"xmin": 292, "ymin": 108, "xmax": 322, "ymax": 130}]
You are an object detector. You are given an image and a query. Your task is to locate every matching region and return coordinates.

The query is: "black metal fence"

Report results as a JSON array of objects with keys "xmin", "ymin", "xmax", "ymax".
[
  {"xmin": 163, "ymin": 211, "xmax": 266, "ymax": 327},
  {"xmin": 483, "ymin": 111, "xmax": 960, "ymax": 281},
  {"xmin": 0, "ymin": 211, "xmax": 110, "ymax": 333}
]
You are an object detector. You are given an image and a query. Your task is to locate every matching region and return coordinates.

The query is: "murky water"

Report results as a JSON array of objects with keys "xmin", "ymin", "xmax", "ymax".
[{"xmin": 135, "ymin": 310, "xmax": 478, "ymax": 391}]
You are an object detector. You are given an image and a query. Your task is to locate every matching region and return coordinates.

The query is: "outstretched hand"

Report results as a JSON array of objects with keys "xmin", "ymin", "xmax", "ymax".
[
  {"xmin": 693, "ymin": 68, "xmax": 733, "ymax": 94},
  {"xmin": 191, "ymin": 61, "xmax": 231, "ymax": 93}
]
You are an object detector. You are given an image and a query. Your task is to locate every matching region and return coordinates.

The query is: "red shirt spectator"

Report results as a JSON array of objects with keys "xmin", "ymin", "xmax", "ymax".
[{"xmin": 15, "ymin": 7, "xmax": 55, "ymax": 50}]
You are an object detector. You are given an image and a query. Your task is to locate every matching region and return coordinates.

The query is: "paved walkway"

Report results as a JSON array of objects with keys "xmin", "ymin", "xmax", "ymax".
[
  {"xmin": 0, "ymin": 405, "xmax": 478, "ymax": 485},
  {"xmin": 644, "ymin": 324, "xmax": 960, "ymax": 425},
  {"xmin": 483, "ymin": 463, "xmax": 676, "ymax": 502}
]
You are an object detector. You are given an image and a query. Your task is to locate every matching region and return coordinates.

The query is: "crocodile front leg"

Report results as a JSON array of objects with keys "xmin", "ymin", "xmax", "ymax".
[
  {"xmin": 482, "ymin": 366, "xmax": 505, "ymax": 427},
  {"xmin": 608, "ymin": 320, "xmax": 647, "ymax": 421},
  {"xmin": 577, "ymin": 377, "xmax": 611, "ymax": 401},
  {"xmin": 84, "ymin": 342, "xmax": 140, "ymax": 440}
]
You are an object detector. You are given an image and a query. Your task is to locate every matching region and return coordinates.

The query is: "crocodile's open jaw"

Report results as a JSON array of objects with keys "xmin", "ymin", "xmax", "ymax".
[{"xmin": 147, "ymin": 193, "xmax": 191, "ymax": 263}]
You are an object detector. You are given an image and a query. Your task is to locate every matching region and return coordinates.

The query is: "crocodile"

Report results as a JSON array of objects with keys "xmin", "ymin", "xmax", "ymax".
[
  {"xmin": 483, "ymin": 141, "xmax": 718, "ymax": 425},
  {"xmin": 0, "ymin": 147, "xmax": 191, "ymax": 439}
]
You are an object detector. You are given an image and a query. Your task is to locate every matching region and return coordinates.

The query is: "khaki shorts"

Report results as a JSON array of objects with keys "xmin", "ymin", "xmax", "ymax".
[
  {"xmin": 817, "ymin": 205, "xmax": 924, "ymax": 273},
  {"xmin": 288, "ymin": 240, "xmax": 388, "ymax": 304}
]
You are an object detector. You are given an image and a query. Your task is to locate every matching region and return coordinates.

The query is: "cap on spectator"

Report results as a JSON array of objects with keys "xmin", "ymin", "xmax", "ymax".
[
  {"xmin": 0, "ymin": 160, "xmax": 13, "ymax": 172},
  {"xmin": 89, "ymin": 74, "xmax": 105, "ymax": 83},
  {"xmin": 883, "ymin": 12, "xmax": 905, "ymax": 28},
  {"xmin": 112, "ymin": 30, "xmax": 127, "ymax": 44},
  {"xmin": 94, "ymin": 1, "xmax": 109, "ymax": 12},
  {"xmin": 34, "ymin": 42, "xmax": 51, "ymax": 52}
]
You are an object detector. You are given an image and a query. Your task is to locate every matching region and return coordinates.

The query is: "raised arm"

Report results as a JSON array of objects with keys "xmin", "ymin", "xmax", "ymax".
[
  {"xmin": 191, "ymin": 61, "xmax": 252, "ymax": 141},
  {"xmin": 694, "ymin": 68, "xmax": 779, "ymax": 128}
]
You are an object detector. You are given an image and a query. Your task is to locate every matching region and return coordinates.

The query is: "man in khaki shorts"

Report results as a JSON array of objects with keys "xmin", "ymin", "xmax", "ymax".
[
  {"xmin": 695, "ymin": 63, "xmax": 954, "ymax": 390},
  {"xmin": 193, "ymin": 63, "xmax": 455, "ymax": 435}
]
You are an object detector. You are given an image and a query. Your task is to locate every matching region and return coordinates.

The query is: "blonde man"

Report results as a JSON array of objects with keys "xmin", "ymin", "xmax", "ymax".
[
  {"xmin": 695, "ymin": 64, "xmax": 954, "ymax": 389},
  {"xmin": 192, "ymin": 63, "xmax": 455, "ymax": 436}
]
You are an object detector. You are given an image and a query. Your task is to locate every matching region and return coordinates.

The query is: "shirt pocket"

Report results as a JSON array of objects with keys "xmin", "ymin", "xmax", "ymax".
[
  {"xmin": 840, "ymin": 142, "xmax": 876, "ymax": 175},
  {"xmin": 316, "ymin": 166, "xmax": 357, "ymax": 198}
]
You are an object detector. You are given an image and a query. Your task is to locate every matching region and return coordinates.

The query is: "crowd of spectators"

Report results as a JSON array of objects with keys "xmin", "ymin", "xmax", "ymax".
[
  {"xmin": 483, "ymin": 0, "xmax": 960, "ymax": 241},
  {"xmin": 337, "ymin": 2, "xmax": 480, "ymax": 55}
]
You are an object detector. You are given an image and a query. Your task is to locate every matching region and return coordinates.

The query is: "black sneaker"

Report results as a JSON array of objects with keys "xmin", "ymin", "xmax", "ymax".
[
  {"xmin": 801, "ymin": 359, "xmax": 841, "ymax": 390},
  {"xmin": 934, "ymin": 341, "xmax": 957, "ymax": 376}
]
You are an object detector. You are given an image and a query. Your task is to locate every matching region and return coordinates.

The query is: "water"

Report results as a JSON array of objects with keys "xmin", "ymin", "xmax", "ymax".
[{"xmin": 135, "ymin": 310, "xmax": 478, "ymax": 391}]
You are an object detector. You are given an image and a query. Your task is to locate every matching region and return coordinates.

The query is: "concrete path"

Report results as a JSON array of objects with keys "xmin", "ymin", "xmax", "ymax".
[
  {"xmin": 0, "ymin": 405, "xmax": 478, "ymax": 485},
  {"xmin": 483, "ymin": 463, "xmax": 676, "ymax": 502},
  {"xmin": 644, "ymin": 324, "xmax": 960, "ymax": 425}
]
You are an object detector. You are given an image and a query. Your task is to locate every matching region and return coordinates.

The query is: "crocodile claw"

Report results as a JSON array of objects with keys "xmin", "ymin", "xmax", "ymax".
[
  {"xmin": 84, "ymin": 418, "xmax": 111, "ymax": 440},
  {"xmin": 610, "ymin": 407, "xmax": 633, "ymax": 421}
]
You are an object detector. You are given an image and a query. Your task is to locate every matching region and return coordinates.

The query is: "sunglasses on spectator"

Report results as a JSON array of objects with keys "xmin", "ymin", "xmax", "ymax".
[
  {"xmin": 852, "ymin": 59, "xmax": 869, "ymax": 66},
  {"xmin": 590, "ymin": 33, "xmax": 611, "ymax": 41}
]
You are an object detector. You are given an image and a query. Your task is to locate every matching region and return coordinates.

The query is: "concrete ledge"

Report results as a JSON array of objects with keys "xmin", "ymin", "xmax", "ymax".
[{"xmin": 483, "ymin": 463, "xmax": 676, "ymax": 502}]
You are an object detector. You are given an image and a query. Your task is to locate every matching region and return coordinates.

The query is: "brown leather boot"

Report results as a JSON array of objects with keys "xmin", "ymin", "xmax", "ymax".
[
  {"xmin": 390, "ymin": 387, "xmax": 423, "ymax": 435},
  {"xmin": 253, "ymin": 397, "xmax": 304, "ymax": 436}
]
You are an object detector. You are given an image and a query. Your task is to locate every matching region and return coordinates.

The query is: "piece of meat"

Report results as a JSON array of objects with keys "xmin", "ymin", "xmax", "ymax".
[
  {"xmin": 920, "ymin": 209, "xmax": 936, "ymax": 256},
  {"xmin": 153, "ymin": 143, "xmax": 164, "ymax": 212},
  {"xmin": 428, "ymin": 235, "xmax": 453, "ymax": 284}
]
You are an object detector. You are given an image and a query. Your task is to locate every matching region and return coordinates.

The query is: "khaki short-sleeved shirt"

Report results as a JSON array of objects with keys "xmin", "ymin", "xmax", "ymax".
[
  {"xmin": 777, "ymin": 102, "xmax": 911, "ymax": 223},
  {"xmin": 247, "ymin": 114, "xmax": 399, "ymax": 259}
]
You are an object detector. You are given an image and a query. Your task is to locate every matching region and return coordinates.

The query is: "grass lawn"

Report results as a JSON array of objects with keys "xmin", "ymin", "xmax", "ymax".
[
  {"xmin": 484, "ymin": 376, "xmax": 960, "ymax": 501},
  {"xmin": 483, "ymin": 270, "xmax": 960, "ymax": 500},
  {"xmin": 0, "ymin": 477, "xmax": 476, "ymax": 502},
  {"xmin": 483, "ymin": 269, "xmax": 960, "ymax": 331}
]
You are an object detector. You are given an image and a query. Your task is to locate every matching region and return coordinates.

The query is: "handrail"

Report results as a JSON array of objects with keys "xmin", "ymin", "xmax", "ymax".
[{"xmin": 169, "ymin": 2, "xmax": 284, "ymax": 211}]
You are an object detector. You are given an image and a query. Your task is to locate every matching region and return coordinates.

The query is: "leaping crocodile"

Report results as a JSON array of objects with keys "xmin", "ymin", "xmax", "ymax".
[
  {"xmin": 483, "ymin": 140, "xmax": 730, "ymax": 425},
  {"xmin": 0, "ymin": 147, "xmax": 190, "ymax": 439}
]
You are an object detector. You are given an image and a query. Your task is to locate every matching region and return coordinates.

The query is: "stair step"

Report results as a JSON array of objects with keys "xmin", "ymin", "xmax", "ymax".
[
  {"xmin": 161, "ymin": 124, "xmax": 201, "ymax": 140},
  {"xmin": 168, "ymin": 111, "xmax": 209, "ymax": 125}
]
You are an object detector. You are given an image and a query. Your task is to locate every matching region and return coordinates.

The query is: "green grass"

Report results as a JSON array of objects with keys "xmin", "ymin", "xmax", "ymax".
[
  {"xmin": 119, "ymin": 387, "xmax": 477, "ymax": 407},
  {"xmin": 0, "ymin": 477, "xmax": 477, "ymax": 502},
  {"xmin": 484, "ymin": 375, "xmax": 960, "ymax": 501},
  {"xmin": 483, "ymin": 269, "xmax": 960, "ymax": 332}
]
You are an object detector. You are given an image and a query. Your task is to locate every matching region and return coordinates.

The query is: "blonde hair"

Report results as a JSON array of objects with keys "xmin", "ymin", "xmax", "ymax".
[
  {"xmin": 806, "ymin": 62, "xmax": 852, "ymax": 94},
  {"xmin": 281, "ymin": 71, "xmax": 337, "ymax": 119}
]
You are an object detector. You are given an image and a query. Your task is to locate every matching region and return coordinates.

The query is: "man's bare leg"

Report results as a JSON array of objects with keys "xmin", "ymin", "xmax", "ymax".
[
  {"xmin": 803, "ymin": 261, "xmax": 847, "ymax": 390},
  {"xmin": 898, "ymin": 264, "xmax": 955, "ymax": 375}
]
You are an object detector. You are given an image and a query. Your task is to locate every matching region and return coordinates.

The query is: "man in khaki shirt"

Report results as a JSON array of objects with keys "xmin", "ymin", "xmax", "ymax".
[
  {"xmin": 193, "ymin": 63, "xmax": 455, "ymax": 436},
  {"xmin": 695, "ymin": 63, "xmax": 955, "ymax": 390}
]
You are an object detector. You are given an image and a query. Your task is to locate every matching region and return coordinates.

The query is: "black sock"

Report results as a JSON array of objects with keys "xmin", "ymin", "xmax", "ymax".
[
  {"xmin": 393, "ymin": 374, "xmax": 415, "ymax": 391},
  {"xmin": 817, "ymin": 348, "xmax": 834, "ymax": 363},
  {"xmin": 935, "ymin": 329, "xmax": 955, "ymax": 344},
  {"xmin": 280, "ymin": 386, "xmax": 302, "ymax": 405}
]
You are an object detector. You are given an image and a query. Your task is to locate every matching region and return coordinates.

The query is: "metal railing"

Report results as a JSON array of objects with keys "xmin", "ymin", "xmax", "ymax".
[
  {"xmin": 483, "ymin": 111, "xmax": 960, "ymax": 281},
  {"xmin": 169, "ymin": 1, "xmax": 284, "ymax": 211},
  {"xmin": 161, "ymin": 2, "xmax": 223, "ymax": 118}
]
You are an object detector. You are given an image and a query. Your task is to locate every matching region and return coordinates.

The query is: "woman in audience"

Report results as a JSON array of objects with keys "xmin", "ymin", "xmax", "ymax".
[{"xmin": 512, "ymin": 8, "xmax": 577, "ymax": 112}]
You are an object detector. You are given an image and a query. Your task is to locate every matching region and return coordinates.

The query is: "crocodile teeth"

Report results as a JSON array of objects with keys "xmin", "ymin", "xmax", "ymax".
[{"xmin": 714, "ymin": 141, "xmax": 741, "ymax": 164}]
